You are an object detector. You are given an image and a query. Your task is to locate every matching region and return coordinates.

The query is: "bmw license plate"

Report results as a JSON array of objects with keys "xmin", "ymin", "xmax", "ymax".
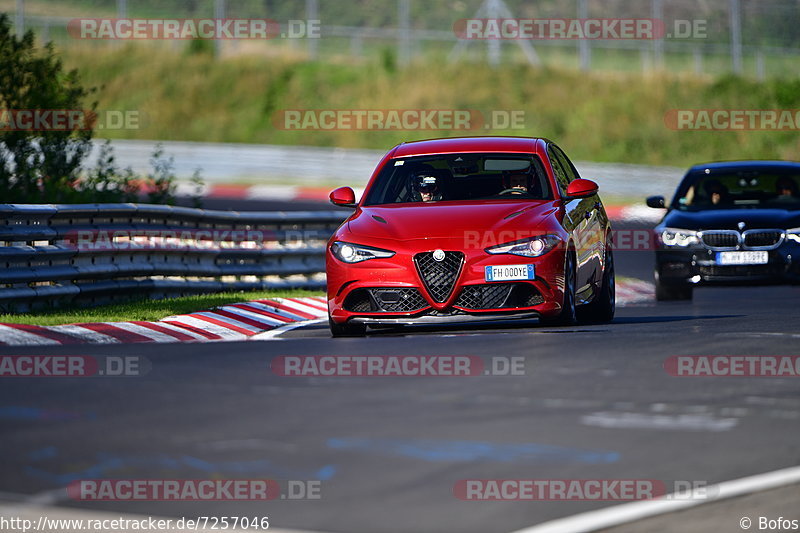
[
  {"xmin": 485, "ymin": 264, "xmax": 535, "ymax": 282},
  {"xmin": 715, "ymin": 251, "xmax": 769, "ymax": 265}
]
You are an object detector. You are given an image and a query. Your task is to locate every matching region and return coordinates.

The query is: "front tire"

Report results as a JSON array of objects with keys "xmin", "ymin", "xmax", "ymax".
[
  {"xmin": 329, "ymin": 316, "xmax": 367, "ymax": 337},
  {"xmin": 540, "ymin": 250, "xmax": 577, "ymax": 327},
  {"xmin": 577, "ymin": 242, "xmax": 615, "ymax": 324}
]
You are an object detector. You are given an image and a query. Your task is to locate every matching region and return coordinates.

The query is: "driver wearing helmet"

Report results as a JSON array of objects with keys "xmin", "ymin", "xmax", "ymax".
[
  {"xmin": 412, "ymin": 172, "xmax": 443, "ymax": 202},
  {"xmin": 501, "ymin": 171, "xmax": 533, "ymax": 195}
]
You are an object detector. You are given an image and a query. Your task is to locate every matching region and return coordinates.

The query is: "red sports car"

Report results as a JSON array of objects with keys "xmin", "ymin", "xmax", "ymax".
[{"xmin": 325, "ymin": 136, "xmax": 614, "ymax": 336}]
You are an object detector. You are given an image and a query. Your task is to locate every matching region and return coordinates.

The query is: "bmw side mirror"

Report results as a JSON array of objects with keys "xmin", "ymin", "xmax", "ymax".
[
  {"xmin": 646, "ymin": 195, "xmax": 666, "ymax": 209},
  {"xmin": 330, "ymin": 187, "xmax": 357, "ymax": 208},
  {"xmin": 565, "ymin": 179, "xmax": 599, "ymax": 199}
]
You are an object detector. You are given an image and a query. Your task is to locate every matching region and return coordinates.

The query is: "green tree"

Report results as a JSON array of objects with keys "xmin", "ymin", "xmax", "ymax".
[
  {"xmin": 0, "ymin": 15, "xmax": 192, "ymax": 205},
  {"xmin": 0, "ymin": 13, "xmax": 97, "ymax": 202}
]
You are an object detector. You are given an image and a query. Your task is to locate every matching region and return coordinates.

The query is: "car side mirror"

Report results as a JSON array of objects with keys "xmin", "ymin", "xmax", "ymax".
[
  {"xmin": 565, "ymin": 179, "xmax": 599, "ymax": 199},
  {"xmin": 646, "ymin": 195, "xmax": 666, "ymax": 208},
  {"xmin": 330, "ymin": 186, "xmax": 357, "ymax": 207}
]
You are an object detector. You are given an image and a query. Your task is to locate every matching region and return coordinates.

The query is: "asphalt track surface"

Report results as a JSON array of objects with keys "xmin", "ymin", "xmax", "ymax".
[{"xmin": 1, "ymin": 200, "xmax": 799, "ymax": 533}]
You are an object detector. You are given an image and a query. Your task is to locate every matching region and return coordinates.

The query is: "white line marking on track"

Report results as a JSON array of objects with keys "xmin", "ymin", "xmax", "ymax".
[
  {"xmin": 581, "ymin": 411, "xmax": 738, "ymax": 431},
  {"xmin": 508, "ymin": 465, "xmax": 800, "ymax": 533}
]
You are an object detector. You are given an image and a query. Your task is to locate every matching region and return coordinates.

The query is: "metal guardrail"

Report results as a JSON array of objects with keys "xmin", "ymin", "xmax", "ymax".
[{"xmin": 0, "ymin": 204, "xmax": 347, "ymax": 312}]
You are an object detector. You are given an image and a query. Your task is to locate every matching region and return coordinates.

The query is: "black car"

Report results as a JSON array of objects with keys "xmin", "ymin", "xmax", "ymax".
[{"xmin": 647, "ymin": 161, "xmax": 800, "ymax": 301}]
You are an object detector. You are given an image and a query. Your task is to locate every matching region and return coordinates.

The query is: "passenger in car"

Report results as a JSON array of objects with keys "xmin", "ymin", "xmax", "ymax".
[
  {"xmin": 775, "ymin": 176, "xmax": 799, "ymax": 199},
  {"xmin": 703, "ymin": 180, "xmax": 730, "ymax": 205}
]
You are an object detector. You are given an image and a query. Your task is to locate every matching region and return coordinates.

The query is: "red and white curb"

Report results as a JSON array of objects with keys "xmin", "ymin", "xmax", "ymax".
[
  {"xmin": 0, "ymin": 281, "xmax": 655, "ymax": 346},
  {"xmin": 0, "ymin": 297, "xmax": 328, "ymax": 347},
  {"xmin": 615, "ymin": 278, "xmax": 655, "ymax": 305},
  {"xmin": 182, "ymin": 183, "xmax": 662, "ymax": 224}
]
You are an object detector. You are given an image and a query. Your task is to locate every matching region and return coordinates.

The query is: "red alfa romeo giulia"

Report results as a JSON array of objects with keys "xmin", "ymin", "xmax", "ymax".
[{"xmin": 325, "ymin": 136, "xmax": 614, "ymax": 336}]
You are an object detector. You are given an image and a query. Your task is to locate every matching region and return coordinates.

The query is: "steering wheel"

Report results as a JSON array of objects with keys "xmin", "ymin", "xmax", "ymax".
[{"xmin": 498, "ymin": 188, "xmax": 525, "ymax": 195}]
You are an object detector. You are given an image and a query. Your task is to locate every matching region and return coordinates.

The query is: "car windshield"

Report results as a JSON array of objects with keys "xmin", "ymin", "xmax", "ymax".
[
  {"xmin": 363, "ymin": 153, "xmax": 552, "ymax": 206},
  {"xmin": 673, "ymin": 170, "xmax": 800, "ymax": 211}
]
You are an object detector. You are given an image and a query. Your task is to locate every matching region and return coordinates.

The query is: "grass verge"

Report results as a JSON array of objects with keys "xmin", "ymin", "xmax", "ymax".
[
  {"xmin": 52, "ymin": 44, "xmax": 800, "ymax": 167},
  {"xmin": 0, "ymin": 289, "xmax": 324, "ymax": 326}
]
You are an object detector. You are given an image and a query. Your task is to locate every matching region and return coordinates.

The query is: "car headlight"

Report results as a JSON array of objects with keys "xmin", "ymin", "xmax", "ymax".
[
  {"xmin": 787, "ymin": 228, "xmax": 800, "ymax": 244},
  {"xmin": 331, "ymin": 241, "xmax": 395, "ymax": 263},
  {"xmin": 659, "ymin": 228, "xmax": 701, "ymax": 248},
  {"xmin": 485, "ymin": 235, "xmax": 562, "ymax": 257}
]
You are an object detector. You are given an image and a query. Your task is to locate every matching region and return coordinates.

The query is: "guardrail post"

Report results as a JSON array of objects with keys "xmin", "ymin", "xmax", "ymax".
[{"xmin": 729, "ymin": 0, "xmax": 742, "ymax": 74}]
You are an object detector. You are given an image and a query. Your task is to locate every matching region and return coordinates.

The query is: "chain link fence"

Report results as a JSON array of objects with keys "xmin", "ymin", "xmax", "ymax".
[{"xmin": 5, "ymin": 0, "xmax": 800, "ymax": 76}]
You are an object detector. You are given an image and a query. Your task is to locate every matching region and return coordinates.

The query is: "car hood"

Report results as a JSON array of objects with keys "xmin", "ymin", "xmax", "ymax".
[
  {"xmin": 662, "ymin": 208, "xmax": 800, "ymax": 231},
  {"xmin": 346, "ymin": 201, "xmax": 561, "ymax": 242}
]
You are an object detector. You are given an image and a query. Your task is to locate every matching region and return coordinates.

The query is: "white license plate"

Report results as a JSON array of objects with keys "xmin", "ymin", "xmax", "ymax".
[
  {"xmin": 485, "ymin": 264, "xmax": 535, "ymax": 282},
  {"xmin": 715, "ymin": 251, "xmax": 769, "ymax": 265}
]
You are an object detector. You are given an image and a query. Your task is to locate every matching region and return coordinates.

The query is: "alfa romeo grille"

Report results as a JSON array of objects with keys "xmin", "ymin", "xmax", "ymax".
[
  {"xmin": 343, "ymin": 288, "xmax": 428, "ymax": 313},
  {"xmin": 455, "ymin": 283, "xmax": 544, "ymax": 310},
  {"xmin": 414, "ymin": 251, "xmax": 464, "ymax": 303},
  {"xmin": 369, "ymin": 288, "xmax": 427, "ymax": 312}
]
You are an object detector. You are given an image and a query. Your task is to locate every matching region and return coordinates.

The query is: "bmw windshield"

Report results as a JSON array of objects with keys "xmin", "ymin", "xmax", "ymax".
[
  {"xmin": 673, "ymin": 170, "xmax": 800, "ymax": 211},
  {"xmin": 363, "ymin": 153, "xmax": 552, "ymax": 206}
]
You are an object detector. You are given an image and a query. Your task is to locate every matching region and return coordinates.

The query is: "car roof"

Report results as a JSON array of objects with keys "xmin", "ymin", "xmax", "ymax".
[
  {"xmin": 687, "ymin": 160, "xmax": 800, "ymax": 173},
  {"xmin": 391, "ymin": 136, "xmax": 549, "ymax": 158}
]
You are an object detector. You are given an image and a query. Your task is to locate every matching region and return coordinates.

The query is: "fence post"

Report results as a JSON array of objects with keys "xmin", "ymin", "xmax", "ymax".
[
  {"xmin": 652, "ymin": 0, "xmax": 663, "ymax": 69},
  {"xmin": 693, "ymin": 47, "xmax": 703, "ymax": 76},
  {"xmin": 578, "ymin": 0, "xmax": 590, "ymax": 71},
  {"xmin": 756, "ymin": 51, "xmax": 765, "ymax": 80},
  {"xmin": 729, "ymin": 0, "xmax": 742, "ymax": 74},
  {"xmin": 117, "ymin": 0, "xmax": 127, "ymax": 19},
  {"xmin": 214, "ymin": 0, "xmax": 225, "ymax": 59},
  {"xmin": 306, "ymin": 0, "xmax": 319, "ymax": 60}
]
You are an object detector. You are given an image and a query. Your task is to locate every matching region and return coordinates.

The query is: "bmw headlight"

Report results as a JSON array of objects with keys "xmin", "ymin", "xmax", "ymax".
[
  {"xmin": 485, "ymin": 235, "xmax": 562, "ymax": 257},
  {"xmin": 659, "ymin": 228, "xmax": 701, "ymax": 248},
  {"xmin": 331, "ymin": 241, "xmax": 395, "ymax": 263},
  {"xmin": 787, "ymin": 228, "xmax": 800, "ymax": 244}
]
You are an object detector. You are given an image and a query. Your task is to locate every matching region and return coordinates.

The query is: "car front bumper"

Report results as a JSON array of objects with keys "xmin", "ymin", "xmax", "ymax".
[
  {"xmin": 326, "ymin": 239, "xmax": 567, "ymax": 325},
  {"xmin": 655, "ymin": 243, "xmax": 800, "ymax": 285}
]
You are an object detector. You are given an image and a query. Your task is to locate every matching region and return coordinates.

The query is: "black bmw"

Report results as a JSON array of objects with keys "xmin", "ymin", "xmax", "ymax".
[{"xmin": 647, "ymin": 161, "xmax": 800, "ymax": 301}]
